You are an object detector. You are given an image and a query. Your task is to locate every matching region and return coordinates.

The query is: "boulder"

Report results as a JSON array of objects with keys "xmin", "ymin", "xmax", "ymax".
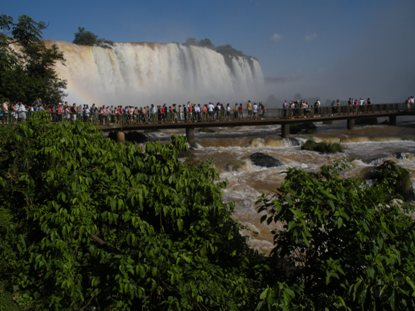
[
  {"xmin": 108, "ymin": 131, "xmax": 148, "ymax": 143},
  {"xmin": 290, "ymin": 122, "xmax": 317, "ymax": 134},
  {"xmin": 250, "ymin": 152, "xmax": 282, "ymax": 168},
  {"xmin": 125, "ymin": 131, "xmax": 149, "ymax": 143}
]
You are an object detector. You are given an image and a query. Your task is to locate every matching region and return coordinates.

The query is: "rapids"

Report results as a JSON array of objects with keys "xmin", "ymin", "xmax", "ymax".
[{"xmin": 170, "ymin": 120, "xmax": 415, "ymax": 254}]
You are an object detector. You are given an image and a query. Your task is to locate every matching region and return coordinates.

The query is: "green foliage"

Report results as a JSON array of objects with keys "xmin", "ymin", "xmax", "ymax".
[
  {"xmin": 301, "ymin": 139, "xmax": 343, "ymax": 153},
  {"xmin": 0, "ymin": 14, "xmax": 66, "ymax": 104},
  {"xmin": 73, "ymin": 26, "xmax": 113, "ymax": 48},
  {"xmin": 198, "ymin": 38, "xmax": 215, "ymax": 49},
  {"xmin": 72, "ymin": 26, "xmax": 98, "ymax": 45},
  {"xmin": 184, "ymin": 37, "xmax": 214, "ymax": 49},
  {"xmin": 0, "ymin": 115, "xmax": 256, "ymax": 310},
  {"xmin": 0, "ymin": 281, "xmax": 21, "ymax": 311},
  {"xmin": 216, "ymin": 44, "xmax": 246, "ymax": 58},
  {"xmin": 367, "ymin": 160, "xmax": 414, "ymax": 200},
  {"xmin": 257, "ymin": 165, "xmax": 415, "ymax": 310},
  {"xmin": 10, "ymin": 15, "xmax": 45, "ymax": 45}
]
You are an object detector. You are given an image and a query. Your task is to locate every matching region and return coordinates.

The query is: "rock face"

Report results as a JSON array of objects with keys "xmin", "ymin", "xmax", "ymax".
[{"xmin": 249, "ymin": 152, "xmax": 282, "ymax": 168}]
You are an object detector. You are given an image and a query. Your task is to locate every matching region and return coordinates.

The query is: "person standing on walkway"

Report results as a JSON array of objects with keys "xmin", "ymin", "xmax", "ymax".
[
  {"xmin": 253, "ymin": 102, "xmax": 258, "ymax": 119},
  {"xmin": 247, "ymin": 100, "xmax": 253, "ymax": 119}
]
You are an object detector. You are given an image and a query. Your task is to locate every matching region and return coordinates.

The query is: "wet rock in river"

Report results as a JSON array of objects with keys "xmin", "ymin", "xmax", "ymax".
[
  {"xmin": 250, "ymin": 152, "xmax": 282, "ymax": 168},
  {"xmin": 108, "ymin": 131, "xmax": 149, "ymax": 143}
]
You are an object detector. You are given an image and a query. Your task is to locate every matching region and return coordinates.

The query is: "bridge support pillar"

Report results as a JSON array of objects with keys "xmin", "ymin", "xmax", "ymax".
[
  {"xmin": 186, "ymin": 127, "xmax": 196, "ymax": 147},
  {"xmin": 389, "ymin": 115, "xmax": 397, "ymax": 126},
  {"xmin": 281, "ymin": 124, "xmax": 290, "ymax": 138},
  {"xmin": 347, "ymin": 119, "xmax": 355, "ymax": 130},
  {"xmin": 116, "ymin": 131, "xmax": 125, "ymax": 143}
]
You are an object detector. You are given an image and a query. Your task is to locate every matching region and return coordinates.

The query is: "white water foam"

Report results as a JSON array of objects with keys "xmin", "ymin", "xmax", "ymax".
[{"xmin": 194, "ymin": 127, "xmax": 415, "ymax": 254}]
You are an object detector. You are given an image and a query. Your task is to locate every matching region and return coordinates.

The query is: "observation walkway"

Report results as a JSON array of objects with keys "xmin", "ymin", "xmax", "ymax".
[{"xmin": 98, "ymin": 103, "xmax": 415, "ymax": 145}]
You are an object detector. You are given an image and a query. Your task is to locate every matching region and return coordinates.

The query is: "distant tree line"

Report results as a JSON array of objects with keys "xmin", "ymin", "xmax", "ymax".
[
  {"xmin": 184, "ymin": 37, "xmax": 254, "ymax": 59},
  {"xmin": 72, "ymin": 31, "xmax": 251, "ymax": 60}
]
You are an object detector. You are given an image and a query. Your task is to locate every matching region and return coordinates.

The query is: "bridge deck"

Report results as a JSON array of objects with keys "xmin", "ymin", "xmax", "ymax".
[{"xmin": 98, "ymin": 109, "xmax": 415, "ymax": 132}]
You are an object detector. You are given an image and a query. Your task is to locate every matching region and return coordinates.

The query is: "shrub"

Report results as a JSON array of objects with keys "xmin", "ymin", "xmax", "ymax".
[
  {"xmin": 301, "ymin": 139, "xmax": 343, "ymax": 153},
  {"xmin": 367, "ymin": 160, "xmax": 413, "ymax": 200},
  {"xmin": 0, "ymin": 114, "xmax": 255, "ymax": 310},
  {"xmin": 73, "ymin": 26, "xmax": 113, "ymax": 48},
  {"xmin": 256, "ymin": 164, "xmax": 415, "ymax": 310}
]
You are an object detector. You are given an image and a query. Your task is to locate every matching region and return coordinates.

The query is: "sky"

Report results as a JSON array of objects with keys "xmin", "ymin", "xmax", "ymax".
[{"xmin": 2, "ymin": 0, "xmax": 415, "ymax": 104}]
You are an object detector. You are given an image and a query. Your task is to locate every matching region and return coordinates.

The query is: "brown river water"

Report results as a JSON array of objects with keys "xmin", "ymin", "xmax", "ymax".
[{"xmin": 148, "ymin": 117, "xmax": 415, "ymax": 254}]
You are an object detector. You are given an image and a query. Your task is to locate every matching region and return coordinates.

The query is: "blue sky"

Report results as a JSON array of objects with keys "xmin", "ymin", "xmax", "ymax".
[{"xmin": 3, "ymin": 0, "xmax": 415, "ymax": 102}]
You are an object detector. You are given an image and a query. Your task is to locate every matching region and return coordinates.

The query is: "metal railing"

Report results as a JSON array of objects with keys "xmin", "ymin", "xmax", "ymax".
[
  {"xmin": 0, "ymin": 103, "xmax": 413, "ymax": 127},
  {"xmin": 263, "ymin": 103, "xmax": 410, "ymax": 119}
]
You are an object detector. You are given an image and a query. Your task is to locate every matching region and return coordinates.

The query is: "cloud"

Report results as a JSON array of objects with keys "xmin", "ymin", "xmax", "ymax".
[
  {"xmin": 271, "ymin": 33, "xmax": 283, "ymax": 43},
  {"xmin": 305, "ymin": 32, "xmax": 318, "ymax": 42}
]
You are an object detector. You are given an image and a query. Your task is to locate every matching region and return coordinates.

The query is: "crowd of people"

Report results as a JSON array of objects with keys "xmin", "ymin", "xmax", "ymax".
[
  {"xmin": 0, "ymin": 100, "xmax": 266, "ymax": 125},
  {"xmin": 1, "ymin": 96, "xmax": 413, "ymax": 125},
  {"xmin": 281, "ymin": 97, "xmax": 378, "ymax": 118}
]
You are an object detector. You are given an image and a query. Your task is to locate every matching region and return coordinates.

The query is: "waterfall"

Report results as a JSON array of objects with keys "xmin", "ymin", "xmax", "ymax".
[{"xmin": 52, "ymin": 41, "xmax": 265, "ymax": 106}]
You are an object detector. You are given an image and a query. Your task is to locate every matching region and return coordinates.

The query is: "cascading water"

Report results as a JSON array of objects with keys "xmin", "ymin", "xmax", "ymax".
[{"xmin": 51, "ymin": 41, "xmax": 265, "ymax": 106}]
